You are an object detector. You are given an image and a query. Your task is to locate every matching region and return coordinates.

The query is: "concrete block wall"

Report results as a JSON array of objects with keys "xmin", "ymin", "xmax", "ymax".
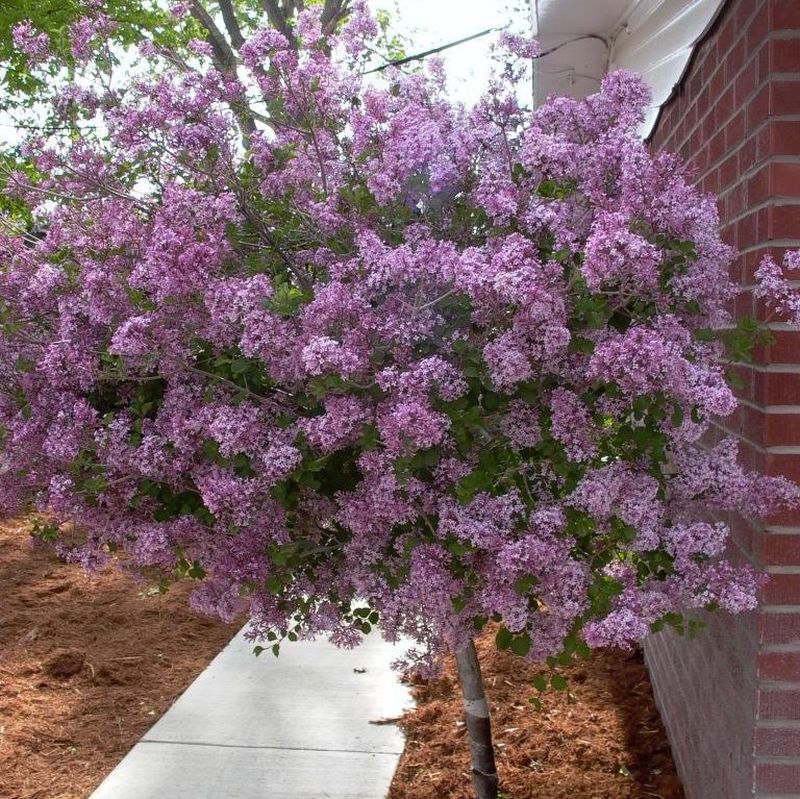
[{"xmin": 645, "ymin": 1, "xmax": 800, "ymax": 797}]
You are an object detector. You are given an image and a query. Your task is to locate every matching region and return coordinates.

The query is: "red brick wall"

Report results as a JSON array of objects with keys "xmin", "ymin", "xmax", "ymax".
[{"xmin": 645, "ymin": 1, "xmax": 800, "ymax": 797}]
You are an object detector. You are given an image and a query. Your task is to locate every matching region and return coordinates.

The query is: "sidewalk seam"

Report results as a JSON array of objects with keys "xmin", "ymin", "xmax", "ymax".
[{"xmin": 140, "ymin": 738, "xmax": 405, "ymax": 756}]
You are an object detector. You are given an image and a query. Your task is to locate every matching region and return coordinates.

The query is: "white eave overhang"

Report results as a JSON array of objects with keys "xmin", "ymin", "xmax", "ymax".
[{"xmin": 532, "ymin": 0, "xmax": 728, "ymax": 138}]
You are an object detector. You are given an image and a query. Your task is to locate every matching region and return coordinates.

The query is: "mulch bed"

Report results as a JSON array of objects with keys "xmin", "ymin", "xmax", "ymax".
[
  {"xmin": 1, "ymin": 515, "xmax": 684, "ymax": 799},
  {"xmin": 0, "ymin": 518, "xmax": 236, "ymax": 799},
  {"xmin": 389, "ymin": 635, "xmax": 685, "ymax": 799}
]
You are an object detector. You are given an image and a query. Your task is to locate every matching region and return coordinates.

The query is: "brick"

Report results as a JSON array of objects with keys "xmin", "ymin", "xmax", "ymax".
[
  {"xmin": 749, "ymin": 163, "xmax": 772, "ymax": 204},
  {"xmin": 734, "ymin": 57, "xmax": 759, "ymax": 105},
  {"xmin": 703, "ymin": 167, "xmax": 721, "ymax": 196},
  {"xmin": 737, "ymin": 0, "xmax": 761, "ymax": 33},
  {"xmin": 642, "ymin": 2, "xmax": 800, "ymax": 796},
  {"xmin": 725, "ymin": 108, "xmax": 747, "ymax": 151},
  {"xmin": 758, "ymin": 39, "xmax": 772, "ymax": 83},
  {"xmin": 736, "ymin": 210, "xmax": 759, "ymax": 248},
  {"xmin": 733, "ymin": 362, "xmax": 755, "ymax": 398},
  {"xmin": 742, "ymin": 404, "xmax": 766, "ymax": 442},
  {"xmin": 758, "ymin": 652, "xmax": 800, "ymax": 682},
  {"xmin": 765, "ymin": 413, "xmax": 800, "ymax": 446},
  {"xmin": 737, "ymin": 135, "xmax": 759, "ymax": 176},
  {"xmin": 734, "ymin": 286, "xmax": 755, "ymax": 320},
  {"xmin": 763, "ymin": 120, "xmax": 800, "ymax": 158},
  {"xmin": 707, "ymin": 127, "xmax": 727, "ymax": 167},
  {"xmin": 758, "ymin": 204, "xmax": 772, "ymax": 240},
  {"xmin": 771, "ymin": 0, "xmax": 800, "ymax": 29},
  {"xmin": 748, "ymin": 84, "xmax": 771, "ymax": 128},
  {"xmin": 759, "ymin": 610, "xmax": 800, "ymax": 643},
  {"xmin": 762, "ymin": 570, "xmax": 800, "ymax": 603},
  {"xmin": 746, "ymin": 5, "xmax": 771, "ymax": 52},
  {"xmin": 770, "ymin": 80, "xmax": 800, "ymax": 115},
  {"xmin": 742, "ymin": 370, "xmax": 800, "ymax": 410},
  {"xmin": 755, "ymin": 762, "xmax": 800, "ymax": 793},
  {"xmin": 758, "ymin": 687, "xmax": 800, "ymax": 720},
  {"xmin": 715, "ymin": 84, "xmax": 736, "ymax": 128},
  {"xmin": 686, "ymin": 100, "xmax": 699, "ymax": 132},
  {"xmin": 773, "ymin": 162, "xmax": 800, "ymax": 197},
  {"xmin": 768, "ymin": 202, "xmax": 800, "ymax": 239},
  {"xmin": 729, "ymin": 512, "xmax": 760, "ymax": 553},
  {"xmin": 760, "ymin": 331, "xmax": 800, "ymax": 364},
  {"xmin": 767, "ymin": 506, "xmax": 800, "ymax": 528},
  {"xmin": 754, "ymin": 725, "xmax": 800, "ymax": 756},
  {"xmin": 716, "ymin": 15, "xmax": 737, "ymax": 62},
  {"xmin": 769, "ymin": 36, "xmax": 800, "ymax": 73}
]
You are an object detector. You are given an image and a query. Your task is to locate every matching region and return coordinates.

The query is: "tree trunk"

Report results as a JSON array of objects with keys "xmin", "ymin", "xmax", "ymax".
[{"xmin": 455, "ymin": 638, "xmax": 499, "ymax": 799}]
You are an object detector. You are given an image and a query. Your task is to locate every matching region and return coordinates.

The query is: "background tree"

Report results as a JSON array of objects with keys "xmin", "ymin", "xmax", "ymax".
[
  {"xmin": 2, "ymin": 5, "xmax": 799, "ymax": 799},
  {"xmin": 0, "ymin": 0, "xmax": 355, "ymax": 218}
]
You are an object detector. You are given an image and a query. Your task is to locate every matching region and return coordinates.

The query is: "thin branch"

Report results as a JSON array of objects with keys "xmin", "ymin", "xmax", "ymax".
[
  {"xmin": 186, "ymin": 365, "xmax": 283, "ymax": 407},
  {"xmin": 238, "ymin": 201, "xmax": 312, "ymax": 292},
  {"xmin": 367, "ymin": 30, "xmax": 607, "ymax": 75},
  {"xmin": 366, "ymin": 26, "xmax": 502, "ymax": 73}
]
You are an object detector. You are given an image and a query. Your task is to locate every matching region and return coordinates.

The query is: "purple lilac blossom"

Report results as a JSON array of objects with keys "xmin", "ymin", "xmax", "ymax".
[{"xmin": 2, "ymin": 4, "xmax": 800, "ymax": 674}]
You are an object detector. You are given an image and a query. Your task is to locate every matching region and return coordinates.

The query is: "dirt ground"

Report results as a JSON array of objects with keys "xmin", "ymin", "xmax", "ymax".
[
  {"xmin": 0, "ymin": 518, "xmax": 236, "ymax": 799},
  {"xmin": 388, "ymin": 635, "xmax": 685, "ymax": 799},
  {"xmin": 1, "ymin": 515, "xmax": 684, "ymax": 799}
]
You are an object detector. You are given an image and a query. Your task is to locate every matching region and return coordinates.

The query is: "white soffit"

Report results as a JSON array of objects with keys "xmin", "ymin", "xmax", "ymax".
[{"xmin": 533, "ymin": 0, "xmax": 728, "ymax": 138}]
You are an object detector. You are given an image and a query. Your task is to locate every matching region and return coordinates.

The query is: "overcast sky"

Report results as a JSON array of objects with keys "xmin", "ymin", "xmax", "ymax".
[
  {"xmin": 368, "ymin": 0, "xmax": 529, "ymax": 105},
  {"xmin": 0, "ymin": 2, "xmax": 533, "ymax": 145}
]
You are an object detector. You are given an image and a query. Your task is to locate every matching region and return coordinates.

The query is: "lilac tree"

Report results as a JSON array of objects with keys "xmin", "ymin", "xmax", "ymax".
[{"xmin": 2, "ymin": 6, "xmax": 799, "ymax": 797}]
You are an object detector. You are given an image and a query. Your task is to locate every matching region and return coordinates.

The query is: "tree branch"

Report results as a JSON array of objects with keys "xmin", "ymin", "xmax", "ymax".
[
  {"xmin": 260, "ymin": 0, "xmax": 296, "ymax": 46},
  {"xmin": 217, "ymin": 0, "xmax": 246, "ymax": 50},
  {"xmin": 189, "ymin": 1, "xmax": 256, "ymax": 139},
  {"xmin": 455, "ymin": 640, "xmax": 499, "ymax": 799},
  {"xmin": 320, "ymin": 0, "xmax": 350, "ymax": 35},
  {"xmin": 190, "ymin": 0, "xmax": 236, "ymax": 70}
]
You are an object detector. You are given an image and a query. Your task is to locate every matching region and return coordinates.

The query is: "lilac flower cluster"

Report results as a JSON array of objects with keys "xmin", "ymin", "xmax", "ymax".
[{"xmin": 2, "ymin": 4, "xmax": 800, "ymax": 672}]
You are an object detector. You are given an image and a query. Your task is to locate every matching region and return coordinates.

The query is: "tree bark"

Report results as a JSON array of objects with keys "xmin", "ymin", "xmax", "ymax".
[{"xmin": 455, "ymin": 639, "xmax": 499, "ymax": 799}]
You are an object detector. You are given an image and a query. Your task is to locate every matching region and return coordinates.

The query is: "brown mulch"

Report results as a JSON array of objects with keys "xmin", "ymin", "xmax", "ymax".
[
  {"xmin": 389, "ymin": 634, "xmax": 685, "ymax": 799},
  {"xmin": 1, "ymin": 513, "xmax": 684, "ymax": 799},
  {"xmin": 0, "ymin": 518, "xmax": 236, "ymax": 799}
]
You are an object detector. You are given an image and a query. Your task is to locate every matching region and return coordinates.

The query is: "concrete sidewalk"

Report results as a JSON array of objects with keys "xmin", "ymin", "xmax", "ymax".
[{"xmin": 89, "ymin": 629, "xmax": 413, "ymax": 799}]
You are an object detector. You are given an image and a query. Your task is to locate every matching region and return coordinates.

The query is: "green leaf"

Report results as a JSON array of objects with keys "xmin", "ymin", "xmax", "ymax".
[
  {"xmin": 550, "ymin": 674, "xmax": 567, "ymax": 691},
  {"xmin": 569, "ymin": 336, "xmax": 595, "ymax": 355},
  {"xmin": 532, "ymin": 674, "xmax": 548, "ymax": 692},
  {"xmin": 513, "ymin": 574, "xmax": 537, "ymax": 595},
  {"xmin": 482, "ymin": 390, "xmax": 501, "ymax": 411},
  {"xmin": 495, "ymin": 627, "xmax": 513, "ymax": 651},
  {"xmin": 510, "ymin": 633, "xmax": 531, "ymax": 657},
  {"xmin": 452, "ymin": 595, "xmax": 467, "ymax": 612}
]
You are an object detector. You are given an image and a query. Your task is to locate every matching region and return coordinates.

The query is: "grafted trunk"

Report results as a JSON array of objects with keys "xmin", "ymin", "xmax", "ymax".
[{"xmin": 455, "ymin": 639, "xmax": 499, "ymax": 799}]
